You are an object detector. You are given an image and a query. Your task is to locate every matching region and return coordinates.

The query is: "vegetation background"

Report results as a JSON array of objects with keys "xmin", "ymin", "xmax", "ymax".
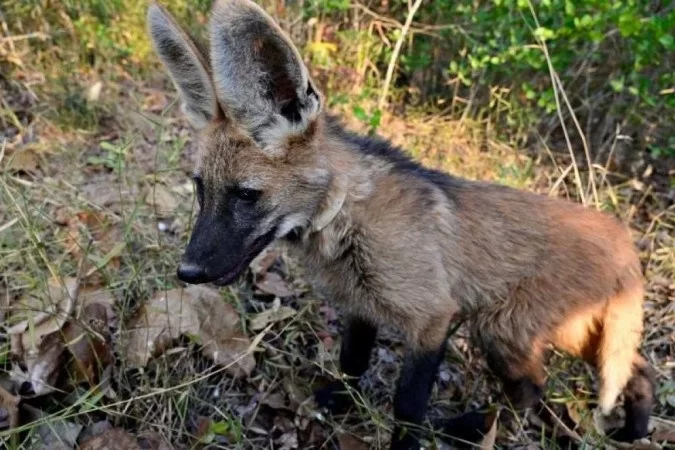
[{"xmin": 0, "ymin": 0, "xmax": 673, "ymax": 449}]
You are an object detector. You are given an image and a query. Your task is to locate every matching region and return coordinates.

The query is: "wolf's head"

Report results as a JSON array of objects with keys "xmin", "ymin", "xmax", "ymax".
[{"xmin": 148, "ymin": 0, "xmax": 336, "ymax": 284}]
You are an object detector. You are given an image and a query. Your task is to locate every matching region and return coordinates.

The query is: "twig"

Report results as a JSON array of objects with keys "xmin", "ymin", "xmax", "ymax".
[
  {"xmin": 526, "ymin": 1, "xmax": 599, "ymax": 208},
  {"xmin": 378, "ymin": 0, "xmax": 423, "ymax": 110},
  {"xmin": 350, "ymin": 2, "xmax": 469, "ymax": 40},
  {"xmin": 0, "ymin": 32, "xmax": 49, "ymax": 44}
]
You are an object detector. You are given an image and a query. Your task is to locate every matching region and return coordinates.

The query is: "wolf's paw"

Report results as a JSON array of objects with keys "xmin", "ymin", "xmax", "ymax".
[{"xmin": 314, "ymin": 380, "xmax": 356, "ymax": 415}]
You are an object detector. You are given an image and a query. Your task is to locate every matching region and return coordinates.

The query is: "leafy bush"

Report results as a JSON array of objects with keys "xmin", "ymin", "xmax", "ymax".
[
  {"xmin": 3, "ymin": 0, "xmax": 673, "ymax": 159},
  {"xmin": 303, "ymin": 0, "xmax": 674, "ymax": 159}
]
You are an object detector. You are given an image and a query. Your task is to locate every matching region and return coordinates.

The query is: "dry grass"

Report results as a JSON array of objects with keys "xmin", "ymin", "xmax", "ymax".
[{"xmin": 0, "ymin": 2, "xmax": 673, "ymax": 449}]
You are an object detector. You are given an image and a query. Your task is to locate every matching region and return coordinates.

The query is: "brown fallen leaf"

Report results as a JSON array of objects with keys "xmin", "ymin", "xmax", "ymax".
[
  {"xmin": 4, "ymin": 148, "xmax": 40, "ymax": 174},
  {"xmin": 276, "ymin": 429, "xmax": 299, "ymax": 450},
  {"xmin": 11, "ymin": 330, "xmax": 64, "ymax": 396},
  {"xmin": 124, "ymin": 286, "xmax": 255, "ymax": 377},
  {"xmin": 650, "ymin": 416, "xmax": 675, "ymax": 444},
  {"xmin": 26, "ymin": 404, "xmax": 83, "ymax": 450},
  {"xmin": 78, "ymin": 287, "xmax": 117, "ymax": 327},
  {"xmin": 78, "ymin": 419, "xmax": 113, "ymax": 443},
  {"xmin": 186, "ymin": 285, "xmax": 256, "ymax": 377},
  {"xmin": 124, "ymin": 289, "xmax": 200, "ymax": 367},
  {"xmin": 249, "ymin": 298, "xmax": 297, "ymax": 331},
  {"xmin": 61, "ymin": 210, "xmax": 125, "ymax": 281},
  {"xmin": 63, "ymin": 302, "xmax": 113, "ymax": 387},
  {"xmin": 7, "ymin": 277, "xmax": 116, "ymax": 398},
  {"xmin": 565, "ymin": 399, "xmax": 590, "ymax": 434},
  {"xmin": 137, "ymin": 431, "xmax": 174, "ymax": 450},
  {"xmin": 6, "ymin": 278, "xmax": 81, "ymax": 397},
  {"xmin": 283, "ymin": 379, "xmax": 308, "ymax": 410},
  {"xmin": 193, "ymin": 415, "xmax": 213, "ymax": 444},
  {"xmin": 255, "ymin": 272, "xmax": 295, "ymax": 297},
  {"xmin": 261, "ymin": 392, "xmax": 291, "ymax": 411},
  {"xmin": 78, "ymin": 180, "xmax": 133, "ymax": 211},
  {"xmin": 337, "ymin": 432, "xmax": 370, "ymax": 450},
  {"xmin": 79, "ymin": 428, "xmax": 141, "ymax": 450},
  {"xmin": 7, "ymin": 277, "xmax": 78, "ymax": 359},
  {"xmin": 142, "ymin": 89, "xmax": 169, "ymax": 112}
]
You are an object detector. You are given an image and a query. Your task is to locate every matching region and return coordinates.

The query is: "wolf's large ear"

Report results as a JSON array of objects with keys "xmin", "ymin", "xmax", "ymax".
[
  {"xmin": 147, "ymin": 3, "xmax": 219, "ymax": 129},
  {"xmin": 210, "ymin": 0, "xmax": 321, "ymax": 142}
]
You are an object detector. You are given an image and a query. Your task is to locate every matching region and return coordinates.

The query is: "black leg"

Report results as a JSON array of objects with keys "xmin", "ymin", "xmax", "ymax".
[
  {"xmin": 482, "ymin": 345, "xmax": 546, "ymax": 412},
  {"xmin": 390, "ymin": 340, "xmax": 447, "ymax": 450},
  {"xmin": 315, "ymin": 316, "xmax": 377, "ymax": 414},
  {"xmin": 441, "ymin": 409, "xmax": 498, "ymax": 449},
  {"xmin": 440, "ymin": 347, "xmax": 546, "ymax": 448},
  {"xmin": 441, "ymin": 376, "xmax": 545, "ymax": 448},
  {"xmin": 502, "ymin": 376, "xmax": 545, "ymax": 410},
  {"xmin": 609, "ymin": 361, "xmax": 655, "ymax": 442}
]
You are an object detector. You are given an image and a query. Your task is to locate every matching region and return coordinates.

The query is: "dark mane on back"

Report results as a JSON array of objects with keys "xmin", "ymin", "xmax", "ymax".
[{"xmin": 325, "ymin": 114, "xmax": 465, "ymax": 192}]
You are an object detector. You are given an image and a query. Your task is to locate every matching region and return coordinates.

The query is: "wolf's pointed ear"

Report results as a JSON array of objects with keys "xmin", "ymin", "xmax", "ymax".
[
  {"xmin": 147, "ymin": 3, "xmax": 219, "ymax": 129},
  {"xmin": 210, "ymin": 0, "xmax": 321, "ymax": 141}
]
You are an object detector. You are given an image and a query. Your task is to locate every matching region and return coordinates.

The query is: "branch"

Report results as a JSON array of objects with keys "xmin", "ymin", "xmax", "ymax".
[{"xmin": 378, "ymin": 0, "xmax": 424, "ymax": 110}]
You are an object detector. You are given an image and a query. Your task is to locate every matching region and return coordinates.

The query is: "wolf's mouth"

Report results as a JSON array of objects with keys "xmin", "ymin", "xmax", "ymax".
[{"xmin": 209, "ymin": 227, "xmax": 278, "ymax": 286}]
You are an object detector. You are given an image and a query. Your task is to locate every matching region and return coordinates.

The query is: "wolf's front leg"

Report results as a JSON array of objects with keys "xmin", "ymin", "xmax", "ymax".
[
  {"xmin": 315, "ymin": 316, "xmax": 377, "ymax": 414},
  {"xmin": 390, "ymin": 340, "xmax": 448, "ymax": 450}
]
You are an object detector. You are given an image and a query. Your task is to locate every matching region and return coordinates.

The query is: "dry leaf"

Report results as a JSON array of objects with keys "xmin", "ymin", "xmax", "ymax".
[
  {"xmin": 33, "ymin": 408, "xmax": 83, "ymax": 449},
  {"xmin": 142, "ymin": 90, "xmax": 169, "ymax": 112},
  {"xmin": 78, "ymin": 287, "xmax": 117, "ymax": 326},
  {"xmin": 186, "ymin": 285, "xmax": 256, "ymax": 377},
  {"xmin": 11, "ymin": 331, "xmax": 64, "ymax": 396},
  {"xmin": 64, "ymin": 211, "xmax": 122, "ymax": 255},
  {"xmin": 7, "ymin": 277, "xmax": 78, "ymax": 356},
  {"xmin": 79, "ymin": 180, "xmax": 132, "ymax": 210},
  {"xmin": 255, "ymin": 272, "xmax": 295, "ymax": 297},
  {"xmin": 80, "ymin": 428, "xmax": 141, "ymax": 450},
  {"xmin": 337, "ymin": 432, "xmax": 370, "ymax": 450},
  {"xmin": 78, "ymin": 420, "xmax": 113, "ymax": 443},
  {"xmin": 565, "ymin": 399, "xmax": 590, "ymax": 434},
  {"xmin": 5, "ymin": 149, "xmax": 39, "ymax": 173},
  {"xmin": 261, "ymin": 392, "xmax": 291, "ymax": 411},
  {"xmin": 62, "ymin": 210, "xmax": 124, "ymax": 280},
  {"xmin": 6, "ymin": 278, "xmax": 79, "ymax": 397},
  {"xmin": 137, "ymin": 431, "xmax": 175, "ymax": 450},
  {"xmin": 249, "ymin": 298, "xmax": 297, "ymax": 331},
  {"xmin": 651, "ymin": 416, "xmax": 675, "ymax": 444},
  {"xmin": 277, "ymin": 431, "xmax": 298, "ymax": 450},
  {"xmin": 194, "ymin": 415, "xmax": 213, "ymax": 443},
  {"xmin": 124, "ymin": 286, "xmax": 255, "ymax": 377},
  {"xmin": 124, "ymin": 289, "xmax": 200, "ymax": 367},
  {"xmin": 283, "ymin": 379, "xmax": 308, "ymax": 409},
  {"xmin": 145, "ymin": 184, "xmax": 178, "ymax": 218},
  {"xmin": 63, "ymin": 302, "xmax": 113, "ymax": 387}
]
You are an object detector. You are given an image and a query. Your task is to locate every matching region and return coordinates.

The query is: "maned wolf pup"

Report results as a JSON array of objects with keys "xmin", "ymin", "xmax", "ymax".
[{"xmin": 147, "ymin": 1, "xmax": 654, "ymax": 448}]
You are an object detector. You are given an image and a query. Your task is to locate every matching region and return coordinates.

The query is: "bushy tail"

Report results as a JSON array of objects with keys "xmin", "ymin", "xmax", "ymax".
[{"xmin": 597, "ymin": 281, "xmax": 645, "ymax": 415}]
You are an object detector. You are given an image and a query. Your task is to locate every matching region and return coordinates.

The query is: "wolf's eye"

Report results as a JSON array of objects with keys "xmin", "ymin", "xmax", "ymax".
[{"xmin": 234, "ymin": 187, "xmax": 261, "ymax": 203}]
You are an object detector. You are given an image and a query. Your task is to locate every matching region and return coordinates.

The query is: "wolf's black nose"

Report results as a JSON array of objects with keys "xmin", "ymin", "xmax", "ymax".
[{"xmin": 177, "ymin": 262, "xmax": 207, "ymax": 284}]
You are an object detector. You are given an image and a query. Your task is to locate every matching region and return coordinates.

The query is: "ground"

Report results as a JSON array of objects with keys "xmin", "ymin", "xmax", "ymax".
[{"xmin": 1, "ymin": 5, "xmax": 674, "ymax": 450}]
